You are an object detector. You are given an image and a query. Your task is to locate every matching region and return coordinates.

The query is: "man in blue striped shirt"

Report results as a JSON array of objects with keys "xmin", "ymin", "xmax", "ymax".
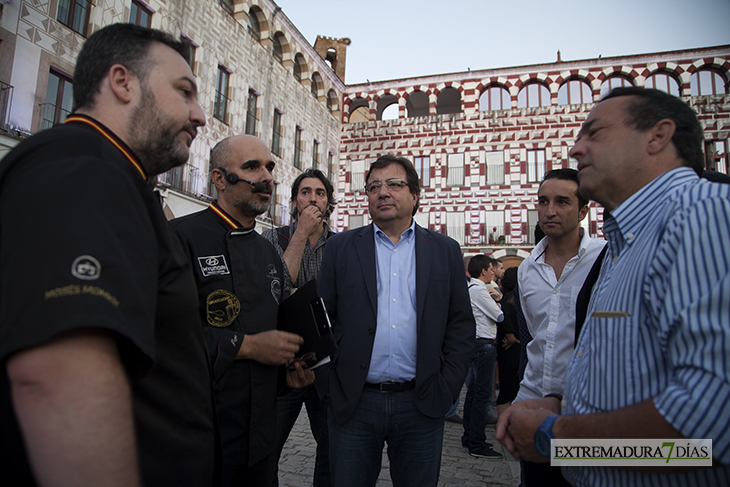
[{"xmin": 496, "ymin": 87, "xmax": 730, "ymax": 486}]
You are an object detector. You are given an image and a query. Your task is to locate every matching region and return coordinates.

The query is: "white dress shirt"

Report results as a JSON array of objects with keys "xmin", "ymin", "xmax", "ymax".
[
  {"xmin": 515, "ymin": 230, "xmax": 605, "ymax": 401},
  {"xmin": 468, "ymin": 277, "xmax": 503, "ymax": 339}
]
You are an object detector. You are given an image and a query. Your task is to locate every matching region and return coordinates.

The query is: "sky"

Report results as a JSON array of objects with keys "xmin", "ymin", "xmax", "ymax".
[{"xmin": 273, "ymin": 0, "xmax": 730, "ymax": 85}]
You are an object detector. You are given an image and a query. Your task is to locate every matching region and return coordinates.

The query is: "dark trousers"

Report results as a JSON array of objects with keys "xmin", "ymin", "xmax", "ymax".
[
  {"xmin": 328, "ymin": 388, "xmax": 444, "ymax": 487},
  {"xmin": 521, "ymin": 459, "xmax": 571, "ymax": 487},
  {"xmin": 461, "ymin": 338, "xmax": 497, "ymax": 452},
  {"xmin": 223, "ymin": 449, "xmax": 277, "ymax": 487},
  {"xmin": 274, "ymin": 384, "xmax": 331, "ymax": 486}
]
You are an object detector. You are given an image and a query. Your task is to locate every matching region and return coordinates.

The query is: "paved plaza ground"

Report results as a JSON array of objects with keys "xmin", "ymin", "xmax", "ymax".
[{"xmin": 277, "ymin": 387, "xmax": 521, "ymax": 486}]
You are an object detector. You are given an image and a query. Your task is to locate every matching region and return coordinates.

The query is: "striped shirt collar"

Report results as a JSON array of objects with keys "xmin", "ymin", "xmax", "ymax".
[
  {"xmin": 608, "ymin": 167, "xmax": 698, "ymax": 247},
  {"xmin": 64, "ymin": 114, "xmax": 147, "ymax": 179}
]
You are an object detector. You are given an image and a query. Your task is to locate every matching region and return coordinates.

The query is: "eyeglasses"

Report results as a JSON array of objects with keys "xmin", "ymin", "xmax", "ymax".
[{"xmin": 365, "ymin": 178, "xmax": 409, "ymax": 195}]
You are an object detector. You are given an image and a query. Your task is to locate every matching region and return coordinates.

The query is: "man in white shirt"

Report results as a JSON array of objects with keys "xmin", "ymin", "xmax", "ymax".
[
  {"xmin": 485, "ymin": 259, "xmax": 504, "ymax": 300},
  {"xmin": 508, "ymin": 169, "xmax": 605, "ymax": 486},
  {"xmin": 461, "ymin": 255, "xmax": 504, "ymax": 459}
]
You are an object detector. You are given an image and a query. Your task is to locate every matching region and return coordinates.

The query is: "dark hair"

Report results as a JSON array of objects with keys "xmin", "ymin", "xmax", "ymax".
[
  {"xmin": 73, "ymin": 23, "xmax": 189, "ymax": 111},
  {"xmin": 540, "ymin": 168, "xmax": 588, "ymax": 208},
  {"xmin": 468, "ymin": 254, "xmax": 494, "ymax": 279},
  {"xmin": 365, "ymin": 154, "xmax": 421, "ymax": 216},
  {"xmin": 290, "ymin": 169, "xmax": 337, "ymax": 219},
  {"xmin": 602, "ymin": 87, "xmax": 704, "ymax": 175},
  {"xmin": 501, "ymin": 266, "xmax": 518, "ymax": 294}
]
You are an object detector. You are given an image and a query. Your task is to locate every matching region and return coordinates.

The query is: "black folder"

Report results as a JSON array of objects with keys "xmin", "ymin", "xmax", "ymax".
[{"xmin": 277, "ymin": 279, "xmax": 336, "ymax": 368}]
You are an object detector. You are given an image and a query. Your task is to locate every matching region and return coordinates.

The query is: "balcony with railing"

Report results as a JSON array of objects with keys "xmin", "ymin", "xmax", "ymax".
[
  {"xmin": 157, "ymin": 163, "xmax": 212, "ymax": 200},
  {"xmin": 39, "ymin": 102, "xmax": 71, "ymax": 131},
  {"xmin": 0, "ymin": 81, "xmax": 12, "ymax": 131},
  {"xmin": 351, "ymin": 171, "xmax": 365, "ymax": 192},
  {"xmin": 213, "ymin": 91, "xmax": 230, "ymax": 123},
  {"xmin": 459, "ymin": 224, "xmax": 601, "ymax": 248}
]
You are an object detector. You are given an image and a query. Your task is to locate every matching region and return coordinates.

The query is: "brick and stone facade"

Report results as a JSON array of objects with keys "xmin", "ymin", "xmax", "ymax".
[
  {"xmin": 337, "ymin": 46, "xmax": 730, "ymax": 261},
  {"xmin": 0, "ymin": 0, "xmax": 727, "ymax": 259},
  {"xmin": 0, "ymin": 0, "xmax": 344, "ymax": 228}
]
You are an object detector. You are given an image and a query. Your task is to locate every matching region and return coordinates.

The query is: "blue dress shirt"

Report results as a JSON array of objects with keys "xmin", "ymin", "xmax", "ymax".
[{"xmin": 366, "ymin": 221, "xmax": 417, "ymax": 383}]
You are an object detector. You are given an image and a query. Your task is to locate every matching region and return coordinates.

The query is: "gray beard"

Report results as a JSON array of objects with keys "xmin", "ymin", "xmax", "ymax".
[{"xmin": 229, "ymin": 193, "xmax": 270, "ymax": 217}]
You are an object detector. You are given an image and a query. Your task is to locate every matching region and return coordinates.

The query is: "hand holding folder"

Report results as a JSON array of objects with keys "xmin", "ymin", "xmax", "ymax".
[{"xmin": 277, "ymin": 279, "xmax": 337, "ymax": 369}]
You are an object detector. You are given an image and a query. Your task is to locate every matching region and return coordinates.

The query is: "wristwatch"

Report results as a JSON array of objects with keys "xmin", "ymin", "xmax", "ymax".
[{"xmin": 534, "ymin": 414, "xmax": 559, "ymax": 459}]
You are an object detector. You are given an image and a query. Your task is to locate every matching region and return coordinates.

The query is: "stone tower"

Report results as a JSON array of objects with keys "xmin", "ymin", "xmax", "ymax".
[{"xmin": 314, "ymin": 36, "xmax": 351, "ymax": 82}]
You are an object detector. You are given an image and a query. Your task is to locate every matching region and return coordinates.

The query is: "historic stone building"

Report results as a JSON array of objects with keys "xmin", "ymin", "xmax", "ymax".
[
  {"xmin": 338, "ymin": 46, "xmax": 730, "ymax": 263},
  {"xmin": 0, "ymin": 0, "xmax": 345, "ymax": 228},
  {"xmin": 0, "ymin": 0, "xmax": 728, "ymax": 260}
]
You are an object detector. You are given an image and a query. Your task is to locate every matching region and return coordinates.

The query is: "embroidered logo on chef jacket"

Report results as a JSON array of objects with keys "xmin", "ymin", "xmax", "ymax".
[
  {"xmin": 198, "ymin": 255, "xmax": 230, "ymax": 276},
  {"xmin": 206, "ymin": 289, "xmax": 240, "ymax": 327},
  {"xmin": 267, "ymin": 264, "xmax": 281, "ymax": 304},
  {"xmin": 71, "ymin": 255, "xmax": 101, "ymax": 280}
]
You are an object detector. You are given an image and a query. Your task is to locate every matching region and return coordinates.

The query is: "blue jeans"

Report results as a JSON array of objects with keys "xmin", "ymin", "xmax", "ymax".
[
  {"xmin": 328, "ymin": 387, "xmax": 444, "ymax": 487},
  {"xmin": 274, "ymin": 384, "xmax": 331, "ymax": 487},
  {"xmin": 461, "ymin": 339, "xmax": 497, "ymax": 452}
]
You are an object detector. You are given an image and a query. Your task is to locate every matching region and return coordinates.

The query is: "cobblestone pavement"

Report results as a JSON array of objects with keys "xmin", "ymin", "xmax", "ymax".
[{"xmin": 277, "ymin": 387, "xmax": 521, "ymax": 487}]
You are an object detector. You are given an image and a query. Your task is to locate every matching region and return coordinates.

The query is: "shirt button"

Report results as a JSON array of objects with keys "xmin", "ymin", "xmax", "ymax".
[
  {"xmin": 546, "ymin": 372, "xmax": 550, "ymax": 377},
  {"xmin": 548, "ymin": 344, "xmax": 552, "ymax": 349},
  {"xmin": 627, "ymin": 232, "xmax": 634, "ymax": 239},
  {"xmin": 613, "ymin": 256, "xmax": 618, "ymax": 263},
  {"xmin": 553, "ymin": 289, "xmax": 558, "ymax": 294},
  {"xmin": 391, "ymin": 354, "xmax": 396, "ymax": 358},
  {"xmin": 391, "ymin": 325, "xmax": 396, "ymax": 329},
  {"xmin": 392, "ymin": 298, "xmax": 396, "ymax": 302},
  {"xmin": 577, "ymin": 350, "xmax": 583, "ymax": 357},
  {"xmin": 561, "ymin": 399, "xmax": 567, "ymax": 408}
]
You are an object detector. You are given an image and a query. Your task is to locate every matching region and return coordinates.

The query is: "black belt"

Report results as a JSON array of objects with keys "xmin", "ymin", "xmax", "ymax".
[
  {"xmin": 364, "ymin": 379, "xmax": 416, "ymax": 393},
  {"xmin": 477, "ymin": 337, "xmax": 497, "ymax": 345}
]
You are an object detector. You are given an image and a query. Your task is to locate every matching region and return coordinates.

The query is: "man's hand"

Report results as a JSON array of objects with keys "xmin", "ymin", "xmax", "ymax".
[
  {"xmin": 285, "ymin": 360, "xmax": 315, "ymax": 388},
  {"xmin": 295, "ymin": 204, "xmax": 323, "ymax": 238},
  {"xmin": 488, "ymin": 287, "xmax": 502, "ymax": 300},
  {"xmin": 496, "ymin": 397, "xmax": 560, "ymax": 460},
  {"xmin": 502, "ymin": 333, "xmax": 519, "ymax": 350},
  {"xmin": 237, "ymin": 330, "xmax": 304, "ymax": 365},
  {"xmin": 506, "ymin": 408, "xmax": 555, "ymax": 462},
  {"xmin": 281, "ymin": 204, "xmax": 323, "ymax": 283}
]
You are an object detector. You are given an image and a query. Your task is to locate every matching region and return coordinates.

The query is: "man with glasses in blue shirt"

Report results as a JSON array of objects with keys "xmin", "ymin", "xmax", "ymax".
[{"xmin": 317, "ymin": 154, "xmax": 475, "ymax": 487}]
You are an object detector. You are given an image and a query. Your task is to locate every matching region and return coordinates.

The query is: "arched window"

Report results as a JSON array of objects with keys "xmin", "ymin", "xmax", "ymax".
[
  {"xmin": 376, "ymin": 94, "xmax": 398, "ymax": 120},
  {"xmin": 293, "ymin": 53, "xmax": 306, "ymax": 81},
  {"xmin": 311, "ymin": 72, "xmax": 322, "ymax": 97},
  {"xmin": 437, "ymin": 87, "xmax": 461, "ymax": 114},
  {"xmin": 558, "ymin": 79, "xmax": 592, "ymax": 105},
  {"xmin": 645, "ymin": 72, "xmax": 680, "ymax": 96},
  {"xmin": 691, "ymin": 69, "xmax": 728, "ymax": 96},
  {"xmin": 272, "ymin": 32, "xmax": 284, "ymax": 63},
  {"xmin": 247, "ymin": 7, "xmax": 262, "ymax": 41},
  {"xmin": 406, "ymin": 91, "xmax": 429, "ymax": 118},
  {"xmin": 325, "ymin": 48, "xmax": 336, "ymax": 70},
  {"xmin": 327, "ymin": 89, "xmax": 338, "ymax": 112},
  {"xmin": 479, "ymin": 85, "xmax": 510, "ymax": 111},
  {"xmin": 600, "ymin": 75, "xmax": 632, "ymax": 98},
  {"xmin": 517, "ymin": 82, "xmax": 550, "ymax": 108},
  {"xmin": 348, "ymin": 98, "xmax": 370, "ymax": 123}
]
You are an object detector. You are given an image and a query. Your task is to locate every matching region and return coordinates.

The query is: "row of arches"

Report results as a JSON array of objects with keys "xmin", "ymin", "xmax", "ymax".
[
  {"xmin": 347, "ymin": 66, "xmax": 730, "ymax": 122},
  {"xmin": 243, "ymin": 4, "xmax": 340, "ymax": 115}
]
